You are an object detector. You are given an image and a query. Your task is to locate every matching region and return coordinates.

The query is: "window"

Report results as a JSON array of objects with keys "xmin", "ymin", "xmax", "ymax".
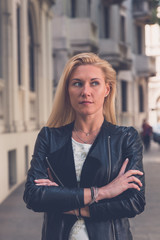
[
  {"xmin": 8, "ymin": 150, "xmax": 17, "ymax": 188},
  {"xmin": 139, "ymin": 85, "xmax": 144, "ymax": 112},
  {"xmin": 17, "ymin": 5, "xmax": 21, "ymax": 85},
  {"xmin": 120, "ymin": 15, "xmax": 125, "ymax": 42},
  {"xmin": 156, "ymin": 96, "xmax": 160, "ymax": 122},
  {"xmin": 0, "ymin": 91, "xmax": 3, "ymax": 119},
  {"xmin": 28, "ymin": 10, "xmax": 35, "ymax": 91},
  {"xmin": 137, "ymin": 26, "xmax": 142, "ymax": 54},
  {"xmin": 121, "ymin": 80, "xmax": 128, "ymax": 112},
  {"xmin": 25, "ymin": 145, "xmax": 29, "ymax": 175},
  {"xmin": 0, "ymin": 0, "xmax": 2, "ymax": 78},
  {"xmin": 104, "ymin": 6, "xmax": 110, "ymax": 38},
  {"xmin": 132, "ymin": 0, "xmax": 143, "ymax": 12},
  {"xmin": 87, "ymin": 0, "xmax": 91, "ymax": 17},
  {"xmin": 71, "ymin": 0, "xmax": 76, "ymax": 18}
]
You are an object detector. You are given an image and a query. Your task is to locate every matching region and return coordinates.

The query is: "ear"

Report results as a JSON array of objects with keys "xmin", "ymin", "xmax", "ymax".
[{"xmin": 105, "ymin": 83, "xmax": 110, "ymax": 97}]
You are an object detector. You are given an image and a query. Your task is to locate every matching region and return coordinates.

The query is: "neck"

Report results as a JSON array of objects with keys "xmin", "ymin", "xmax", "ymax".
[{"xmin": 74, "ymin": 114, "xmax": 104, "ymax": 133}]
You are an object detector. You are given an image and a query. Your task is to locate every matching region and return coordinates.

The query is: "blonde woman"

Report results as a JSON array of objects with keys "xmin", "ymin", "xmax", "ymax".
[{"xmin": 24, "ymin": 52, "xmax": 145, "ymax": 240}]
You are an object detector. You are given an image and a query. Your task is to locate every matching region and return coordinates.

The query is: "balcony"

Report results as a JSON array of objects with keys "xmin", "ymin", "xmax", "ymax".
[
  {"xmin": 69, "ymin": 18, "xmax": 98, "ymax": 53},
  {"xmin": 134, "ymin": 55, "xmax": 156, "ymax": 77},
  {"xmin": 102, "ymin": 0, "xmax": 126, "ymax": 5},
  {"xmin": 132, "ymin": 0, "xmax": 152, "ymax": 24},
  {"xmin": 99, "ymin": 39, "xmax": 132, "ymax": 70},
  {"xmin": 40, "ymin": 0, "xmax": 56, "ymax": 7}
]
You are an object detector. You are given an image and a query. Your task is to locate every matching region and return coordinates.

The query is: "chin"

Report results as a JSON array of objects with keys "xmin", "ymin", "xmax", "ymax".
[{"xmin": 78, "ymin": 111, "xmax": 97, "ymax": 117}]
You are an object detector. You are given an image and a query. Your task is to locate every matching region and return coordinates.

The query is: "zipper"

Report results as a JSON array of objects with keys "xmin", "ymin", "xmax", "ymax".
[
  {"xmin": 107, "ymin": 136, "xmax": 116, "ymax": 240},
  {"xmin": 107, "ymin": 136, "xmax": 111, "ymax": 183}
]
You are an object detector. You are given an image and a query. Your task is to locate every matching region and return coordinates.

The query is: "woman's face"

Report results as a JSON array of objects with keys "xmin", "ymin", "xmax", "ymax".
[{"xmin": 68, "ymin": 64, "xmax": 110, "ymax": 118}]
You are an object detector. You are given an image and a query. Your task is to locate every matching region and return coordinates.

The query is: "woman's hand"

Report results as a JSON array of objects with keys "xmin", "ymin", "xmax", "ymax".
[
  {"xmin": 97, "ymin": 158, "xmax": 143, "ymax": 201},
  {"xmin": 34, "ymin": 168, "xmax": 59, "ymax": 186}
]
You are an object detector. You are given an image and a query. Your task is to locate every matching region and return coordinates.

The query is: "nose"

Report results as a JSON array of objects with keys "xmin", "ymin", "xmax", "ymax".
[{"xmin": 81, "ymin": 84, "xmax": 91, "ymax": 97}]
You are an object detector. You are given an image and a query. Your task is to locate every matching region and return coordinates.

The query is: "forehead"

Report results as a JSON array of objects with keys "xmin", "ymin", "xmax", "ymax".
[{"xmin": 70, "ymin": 64, "xmax": 105, "ymax": 79}]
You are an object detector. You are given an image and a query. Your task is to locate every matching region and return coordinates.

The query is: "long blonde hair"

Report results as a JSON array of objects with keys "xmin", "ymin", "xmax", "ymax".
[{"xmin": 46, "ymin": 52, "xmax": 116, "ymax": 127}]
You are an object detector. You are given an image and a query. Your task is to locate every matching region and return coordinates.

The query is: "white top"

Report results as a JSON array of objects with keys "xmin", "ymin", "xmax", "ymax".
[{"xmin": 68, "ymin": 138, "xmax": 92, "ymax": 240}]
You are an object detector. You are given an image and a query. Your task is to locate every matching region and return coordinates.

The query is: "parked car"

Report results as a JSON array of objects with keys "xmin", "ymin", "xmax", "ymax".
[{"xmin": 152, "ymin": 123, "xmax": 160, "ymax": 144}]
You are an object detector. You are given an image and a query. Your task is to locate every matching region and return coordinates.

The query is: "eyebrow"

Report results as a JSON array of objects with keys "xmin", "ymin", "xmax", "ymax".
[{"xmin": 71, "ymin": 78, "xmax": 101, "ymax": 81}]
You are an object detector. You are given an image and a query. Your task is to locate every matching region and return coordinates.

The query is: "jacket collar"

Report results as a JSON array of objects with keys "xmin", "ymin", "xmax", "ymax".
[
  {"xmin": 48, "ymin": 120, "xmax": 116, "ymax": 187},
  {"xmin": 52, "ymin": 120, "xmax": 115, "ymax": 161}
]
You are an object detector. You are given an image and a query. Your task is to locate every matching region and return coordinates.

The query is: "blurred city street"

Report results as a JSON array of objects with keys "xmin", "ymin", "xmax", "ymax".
[
  {"xmin": 130, "ymin": 141, "xmax": 160, "ymax": 240},
  {"xmin": 0, "ymin": 141, "xmax": 160, "ymax": 240}
]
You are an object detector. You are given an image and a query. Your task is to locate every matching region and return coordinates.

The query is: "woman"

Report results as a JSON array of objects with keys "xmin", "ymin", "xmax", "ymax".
[
  {"xmin": 141, "ymin": 119, "xmax": 152, "ymax": 151},
  {"xmin": 23, "ymin": 52, "xmax": 145, "ymax": 240}
]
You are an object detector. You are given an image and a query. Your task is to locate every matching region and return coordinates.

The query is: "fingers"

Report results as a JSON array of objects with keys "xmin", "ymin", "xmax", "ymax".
[
  {"xmin": 125, "ymin": 169, "xmax": 143, "ymax": 178},
  {"xmin": 128, "ymin": 176, "xmax": 143, "ymax": 186},
  {"xmin": 124, "ymin": 169, "xmax": 143, "ymax": 191},
  {"xmin": 34, "ymin": 168, "xmax": 59, "ymax": 187},
  {"xmin": 127, "ymin": 182, "xmax": 141, "ymax": 191},
  {"xmin": 34, "ymin": 179, "xmax": 58, "ymax": 186},
  {"xmin": 118, "ymin": 158, "xmax": 129, "ymax": 176}
]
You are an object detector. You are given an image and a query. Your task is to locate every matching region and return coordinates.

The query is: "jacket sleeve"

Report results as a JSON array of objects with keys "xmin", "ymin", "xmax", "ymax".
[
  {"xmin": 23, "ymin": 127, "xmax": 84, "ymax": 213},
  {"xmin": 89, "ymin": 127, "xmax": 145, "ymax": 221}
]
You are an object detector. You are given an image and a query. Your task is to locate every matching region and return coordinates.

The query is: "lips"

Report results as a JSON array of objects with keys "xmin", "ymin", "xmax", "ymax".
[{"xmin": 79, "ymin": 101, "xmax": 93, "ymax": 104}]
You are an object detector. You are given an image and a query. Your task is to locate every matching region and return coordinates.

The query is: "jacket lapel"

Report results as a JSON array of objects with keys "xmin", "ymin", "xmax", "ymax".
[
  {"xmin": 47, "ymin": 123, "xmax": 78, "ymax": 188},
  {"xmin": 80, "ymin": 123, "xmax": 111, "ymax": 188}
]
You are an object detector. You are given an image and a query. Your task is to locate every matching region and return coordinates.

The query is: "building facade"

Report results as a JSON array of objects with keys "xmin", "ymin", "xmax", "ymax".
[
  {"xmin": 0, "ymin": 0, "xmax": 156, "ymax": 204},
  {"xmin": 52, "ymin": 0, "xmax": 156, "ymax": 130},
  {"xmin": 0, "ymin": 0, "xmax": 54, "ymax": 204},
  {"xmin": 145, "ymin": 18, "xmax": 160, "ymax": 126}
]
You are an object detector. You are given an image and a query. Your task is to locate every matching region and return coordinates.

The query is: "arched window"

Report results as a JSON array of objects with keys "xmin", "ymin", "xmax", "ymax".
[
  {"xmin": 0, "ymin": 0, "xmax": 2, "ymax": 78},
  {"xmin": 121, "ymin": 80, "xmax": 128, "ymax": 112},
  {"xmin": 104, "ymin": 6, "xmax": 110, "ymax": 38},
  {"xmin": 139, "ymin": 85, "xmax": 144, "ymax": 112},
  {"xmin": 28, "ymin": 9, "xmax": 35, "ymax": 91},
  {"xmin": 87, "ymin": 0, "xmax": 91, "ymax": 17},
  {"xmin": 17, "ymin": 5, "xmax": 21, "ymax": 85},
  {"xmin": 71, "ymin": 0, "xmax": 76, "ymax": 18},
  {"xmin": 120, "ymin": 15, "xmax": 126, "ymax": 42}
]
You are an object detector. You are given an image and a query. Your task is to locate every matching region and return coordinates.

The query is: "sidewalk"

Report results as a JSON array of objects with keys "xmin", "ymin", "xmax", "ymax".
[
  {"xmin": 130, "ymin": 141, "xmax": 160, "ymax": 240},
  {"xmin": 0, "ymin": 183, "xmax": 43, "ymax": 240},
  {"xmin": 0, "ymin": 141, "xmax": 159, "ymax": 240}
]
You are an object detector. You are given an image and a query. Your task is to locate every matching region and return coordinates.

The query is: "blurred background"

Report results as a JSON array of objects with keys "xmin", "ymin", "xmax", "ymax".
[{"xmin": 0, "ymin": 0, "xmax": 160, "ymax": 239}]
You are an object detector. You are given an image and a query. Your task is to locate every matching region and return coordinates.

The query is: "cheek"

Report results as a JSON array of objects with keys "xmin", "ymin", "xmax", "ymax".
[
  {"xmin": 95, "ymin": 90, "xmax": 106, "ymax": 105},
  {"xmin": 68, "ymin": 89, "xmax": 78, "ymax": 106},
  {"xmin": 95, "ymin": 88, "xmax": 106, "ymax": 98}
]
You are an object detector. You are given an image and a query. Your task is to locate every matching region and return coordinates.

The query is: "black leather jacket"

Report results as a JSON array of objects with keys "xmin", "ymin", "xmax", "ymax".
[{"xmin": 23, "ymin": 120, "xmax": 145, "ymax": 240}]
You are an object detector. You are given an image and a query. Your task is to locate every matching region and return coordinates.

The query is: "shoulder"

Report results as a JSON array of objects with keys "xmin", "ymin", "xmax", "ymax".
[
  {"xmin": 38, "ymin": 122, "xmax": 74, "ymax": 139},
  {"xmin": 103, "ymin": 120, "xmax": 139, "ymax": 137}
]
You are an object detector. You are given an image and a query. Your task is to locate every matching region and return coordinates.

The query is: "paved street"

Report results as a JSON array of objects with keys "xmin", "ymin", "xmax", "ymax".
[
  {"xmin": 130, "ymin": 141, "xmax": 160, "ymax": 240},
  {"xmin": 0, "ymin": 141, "xmax": 160, "ymax": 240}
]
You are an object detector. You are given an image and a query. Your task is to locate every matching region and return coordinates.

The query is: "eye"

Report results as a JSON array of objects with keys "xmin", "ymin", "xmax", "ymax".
[
  {"xmin": 73, "ymin": 81, "xmax": 83, "ymax": 87},
  {"xmin": 91, "ymin": 81, "xmax": 99, "ymax": 86}
]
